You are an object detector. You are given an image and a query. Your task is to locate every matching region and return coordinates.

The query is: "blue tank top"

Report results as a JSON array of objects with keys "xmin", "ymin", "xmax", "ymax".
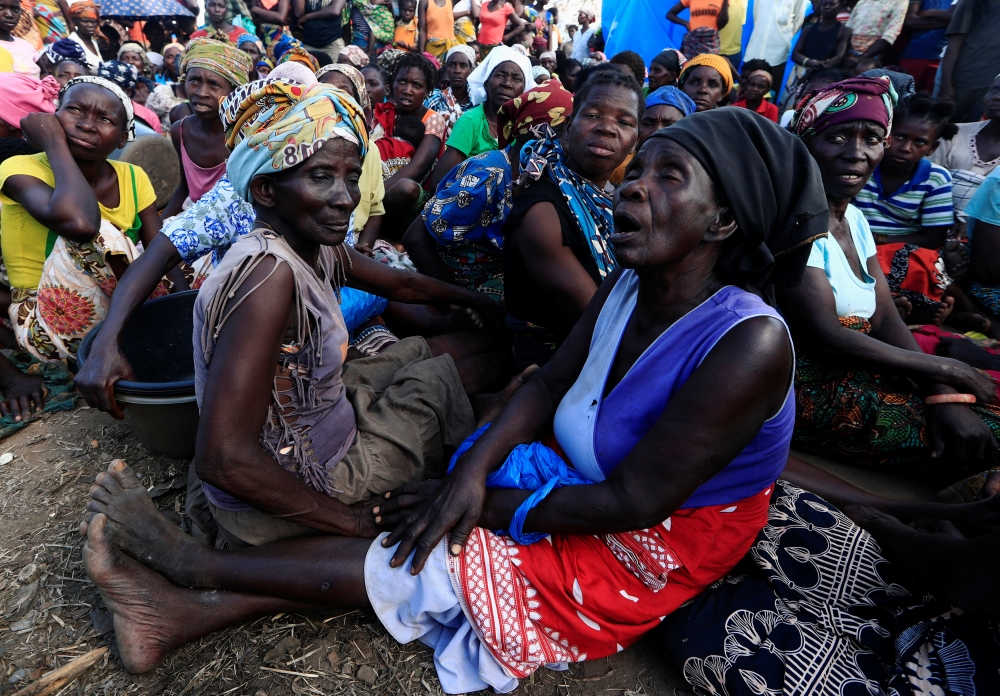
[{"xmin": 552, "ymin": 271, "xmax": 794, "ymax": 508}]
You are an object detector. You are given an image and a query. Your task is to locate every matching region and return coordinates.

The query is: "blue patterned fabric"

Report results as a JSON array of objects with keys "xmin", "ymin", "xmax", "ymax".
[
  {"xmin": 518, "ymin": 128, "xmax": 617, "ymax": 280},
  {"xmin": 98, "ymin": 0, "xmax": 194, "ymax": 20},
  {"xmin": 422, "ymin": 148, "xmax": 512, "ymax": 249}
]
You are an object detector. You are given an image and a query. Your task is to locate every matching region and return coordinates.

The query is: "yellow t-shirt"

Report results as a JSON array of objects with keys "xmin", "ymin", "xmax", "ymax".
[
  {"xmin": 353, "ymin": 147, "xmax": 385, "ymax": 233},
  {"xmin": 0, "ymin": 154, "xmax": 156, "ymax": 290},
  {"xmin": 719, "ymin": 0, "xmax": 748, "ymax": 56}
]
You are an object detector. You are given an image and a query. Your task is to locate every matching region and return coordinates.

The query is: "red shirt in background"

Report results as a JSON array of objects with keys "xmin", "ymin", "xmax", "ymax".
[{"xmin": 732, "ymin": 98, "xmax": 779, "ymax": 122}]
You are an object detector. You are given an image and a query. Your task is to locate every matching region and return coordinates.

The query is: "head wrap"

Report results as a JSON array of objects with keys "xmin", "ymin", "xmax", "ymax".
[
  {"xmin": 68, "ymin": 1, "xmax": 99, "ymax": 20},
  {"xmin": 539, "ymin": 51, "xmax": 556, "ymax": 62},
  {"xmin": 745, "ymin": 69, "xmax": 772, "ymax": 90},
  {"xmin": 446, "ymin": 44, "xmax": 477, "ymax": 66},
  {"xmin": 234, "ymin": 32, "xmax": 264, "ymax": 52},
  {"xmin": 222, "ymin": 81, "xmax": 369, "ymax": 202},
  {"xmin": 497, "ymin": 78, "xmax": 573, "ymax": 148},
  {"xmin": 117, "ymin": 42, "xmax": 152, "ymax": 75},
  {"xmin": 648, "ymin": 108, "xmax": 829, "ymax": 292},
  {"xmin": 467, "ymin": 45, "xmax": 536, "ymax": 106},
  {"xmin": 532, "ymin": 65, "xmax": 550, "ymax": 81},
  {"xmin": 339, "ymin": 45, "xmax": 369, "ymax": 68},
  {"xmin": 181, "ymin": 38, "xmax": 254, "ymax": 87},
  {"xmin": 316, "ymin": 63, "xmax": 369, "ymax": 109},
  {"xmin": 861, "ymin": 68, "xmax": 915, "ymax": 99},
  {"xmin": 651, "ymin": 48, "xmax": 685, "ymax": 71},
  {"xmin": 98, "ymin": 60, "xmax": 139, "ymax": 92},
  {"xmin": 790, "ymin": 76, "xmax": 896, "ymax": 140},
  {"xmin": 147, "ymin": 51, "xmax": 164, "ymax": 68},
  {"xmin": 678, "ymin": 53, "xmax": 734, "ymax": 94},
  {"xmin": 376, "ymin": 49, "xmax": 408, "ymax": 86},
  {"xmin": 45, "ymin": 38, "xmax": 90, "ymax": 71},
  {"xmin": 645, "ymin": 85, "xmax": 696, "ymax": 117},
  {"xmin": 512, "ymin": 44, "xmax": 530, "ymax": 57},
  {"xmin": 422, "ymin": 52, "xmax": 441, "ymax": 69},
  {"xmin": 59, "ymin": 76, "xmax": 135, "ymax": 141},
  {"xmin": 270, "ymin": 61, "xmax": 318, "ymax": 85},
  {"xmin": 276, "ymin": 44, "xmax": 320, "ymax": 72},
  {"xmin": 0, "ymin": 74, "xmax": 58, "ymax": 128}
]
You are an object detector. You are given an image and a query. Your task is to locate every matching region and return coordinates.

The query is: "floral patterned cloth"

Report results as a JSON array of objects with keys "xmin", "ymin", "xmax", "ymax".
[
  {"xmin": 160, "ymin": 175, "xmax": 255, "ymax": 267},
  {"xmin": 8, "ymin": 220, "xmax": 168, "ymax": 362}
]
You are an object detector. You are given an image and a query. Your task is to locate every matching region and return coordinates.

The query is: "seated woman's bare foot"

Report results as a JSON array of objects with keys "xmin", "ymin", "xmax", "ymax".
[
  {"xmin": 932, "ymin": 296, "xmax": 956, "ymax": 326},
  {"xmin": 943, "ymin": 239, "xmax": 971, "ymax": 281},
  {"xmin": 83, "ymin": 460, "xmax": 202, "ymax": 587},
  {"xmin": 892, "ymin": 295, "xmax": 912, "ymax": 320},
  {"xmin": 948, "ymin": 311, "xmax": 992, "ymax": 334},
  {"xmin": 83, "ymin": 514, "xmax": 188, "ymax": 674},
  {"xmin": 472, "ymin": 364, "xmax": 540, "ymax": 427}
]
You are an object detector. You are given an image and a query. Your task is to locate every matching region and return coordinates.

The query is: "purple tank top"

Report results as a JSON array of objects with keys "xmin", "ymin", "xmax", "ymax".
[{"xmin": 552, "ymin": 272, "xmax": 794, "ymax": 508}]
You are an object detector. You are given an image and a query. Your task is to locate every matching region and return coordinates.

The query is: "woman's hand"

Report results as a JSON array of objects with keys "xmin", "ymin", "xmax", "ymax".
[
  {"xmin": 378, "ymin": 466, "xmax": 487, "ymax": 574},
  {"xmin": 20, "ymin": 113, "xmax": 68, "ymax": 152},
  {"xmin": 929, "ymin": 403, "xmax": 999, "ymax": 460},
  {"xmin": 76, "ymin": 342, "xmax": 136, "ymax": 420},
  {"xmin": 930, "ymin": 359, "xmax": 997, "ymax": 404}
]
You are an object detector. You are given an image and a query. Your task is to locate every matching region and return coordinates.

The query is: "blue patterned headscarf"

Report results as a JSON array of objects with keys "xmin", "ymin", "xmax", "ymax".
[
  {"xmin": 518, "ymin": 125, "xmax": 617, "ymax": 280},
  {"xmin": 45, "ymin": 38, "xmax": 90, "ymax": 70},
  {"xmin": 645, "ymin": 86, "xmax": 696, "ymax": 117},
  {"xmin": 98, "ymin": 60, "xmax": 139, "ymax": 92}
]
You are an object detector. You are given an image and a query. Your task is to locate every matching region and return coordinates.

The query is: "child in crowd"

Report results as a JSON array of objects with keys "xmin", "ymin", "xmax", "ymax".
[
  {"xmin": 377, "ymin": 115, "xmax": 425, "ymax": 180},
  {"xmin": 394, "ymin": 0, "xmax": 418, "ymax": 49},
  {"xmin": 0, "ymin": 0, "xmax": 39, "ymax": 77},
  {"xmin": 786, "ymin": 0, "xmax": 852, "ymax": 106},
  {"xmin": 162, "ymin": 40, "xmax": 252, "ymax": 219},
  {"xmin": 733, "ymin": 59, "xmax": 778, "ymax": 122},
  {"xmin": 854, "ymin": 92, "xmax": 964, "ymax": 325},
  {"xmin": 362, "ymin": 64, "xmax": 387, "ymax": 105}
]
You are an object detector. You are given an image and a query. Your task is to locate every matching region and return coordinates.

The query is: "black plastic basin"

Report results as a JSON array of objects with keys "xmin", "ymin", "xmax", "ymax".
[{"xmin": 78, "ymin": 291, "xmax": 199, "ymax": 460}]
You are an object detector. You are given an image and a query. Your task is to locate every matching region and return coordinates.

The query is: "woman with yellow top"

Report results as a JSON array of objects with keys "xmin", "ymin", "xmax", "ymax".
[{"xmin": 0, "ymin": 76, "xmax": 161, "ymax": 362}]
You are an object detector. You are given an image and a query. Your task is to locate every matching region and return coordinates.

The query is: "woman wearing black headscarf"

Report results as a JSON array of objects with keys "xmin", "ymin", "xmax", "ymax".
[{"xmin": 76, "ymin": 108, "xmax": 828, "ymax": 691}]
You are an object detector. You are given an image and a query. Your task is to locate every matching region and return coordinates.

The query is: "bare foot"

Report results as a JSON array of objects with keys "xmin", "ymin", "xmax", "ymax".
[
  {"xmin": 472, "ymin": 364, "xmax": 539, "ymax": 426},
  {"xmin": 83, "ymin": 460, "xmax": 202, "ymax": 587},
  {"xmin": 949, "ymin": 312, "xmax": 992, "ymax": 334},
  {"xmin": 83, "ymin": 514, "xmax": 183, "ymax": 673},
  {"xmin": 932, "ymin": 296, "xmax": 956, "ymax": 326},
  {"xmin": 893, "ymin": 295, "xmax": 912, "ymax": 320}
]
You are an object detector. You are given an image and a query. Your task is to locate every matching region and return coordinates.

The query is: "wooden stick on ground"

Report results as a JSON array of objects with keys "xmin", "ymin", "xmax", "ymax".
[{"xmin": 12, "ymin": 646, "xmax": 108, "ymax": 696}]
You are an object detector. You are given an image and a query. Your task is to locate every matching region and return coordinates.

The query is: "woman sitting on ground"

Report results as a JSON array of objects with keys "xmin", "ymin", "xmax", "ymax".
[
  {"xmin": 639, "ymin": 85, "xmax": 696, "ymax": 143},
  {"xmin": 431, "ymin": 45, "xmax": 535, "ymax": 188},
  {"xmin": 161, "ymin": 40, "xmax": 253, "ymax": 218},
  {"xmin": 403, "ymin": 79, "xmax": 575, "ymax": 301},
  {"xmin": 678, "ymin": 53, "xmax": 733, "ymax": 113},
  {"xmin": 503, "ymin": 69, "xmax": 639, "ymax": 368},
  {"xmin": 0, "ymin": 76, "xmax": 162, "ymax": 361},
  {"xmin": 81, "ymin": 107, "xmax": 827, "ymax": 693},
  {"xmin": 423, "ymin": 44, "xmax": 476, "ymax": 139},
  {"xmin": 779, "ymin": 76, "xmax": 1000, "ymax": 491},
  {"xmin": 731, "ymin": 61, "xmax": 779, "ymax": 122}
]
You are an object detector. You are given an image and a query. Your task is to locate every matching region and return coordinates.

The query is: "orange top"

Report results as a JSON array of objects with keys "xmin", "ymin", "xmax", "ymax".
[
  {"xmin": 681, "ymin": 0, "xmax": 723, "ymax": 31},
  {"xmin": 424, "ymin": 0, "xmax": 455, "ymax": 40},
  {"xmin": 395, "ymin": 19, "xmax": 418, "ymax": 48}
]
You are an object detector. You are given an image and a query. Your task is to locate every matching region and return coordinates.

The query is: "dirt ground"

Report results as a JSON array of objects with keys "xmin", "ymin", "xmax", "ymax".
[{"xmin": 0, "ymin": 401, "xmax": 691, "ymax": 696}]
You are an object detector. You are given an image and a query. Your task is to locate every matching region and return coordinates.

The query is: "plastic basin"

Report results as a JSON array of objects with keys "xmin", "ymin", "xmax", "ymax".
[{"xmin": 78, "ymin": 290, "xmax": 199, "ymax": 460}]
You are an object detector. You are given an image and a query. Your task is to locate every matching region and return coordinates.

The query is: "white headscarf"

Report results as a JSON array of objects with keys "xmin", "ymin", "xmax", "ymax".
[
  {"xmin": 445, "ymin": 44, "xmax": 477, "ymax": 66},
  {"xmin": 59, "ymin": 76, "xmax": 135, "ymax": 141},
  {"xmin": 467, "ymin": 45, "xmax": 536, "ymax": 106},
  {"xmin": 269, "ymin": 62, "xmax": 318, "ymax": 85}
]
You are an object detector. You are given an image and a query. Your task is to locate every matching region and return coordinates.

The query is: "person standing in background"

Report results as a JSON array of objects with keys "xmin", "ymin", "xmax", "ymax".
[
  {"xmin": 743, "ymin": 0, "xmax": 809, "ymax": 94},
  {"xmin": 667, "ymin": 0, "xmax": 730, "ymax": 57},
  {"xmin": 293, "ymin": 0, "xmax": 347, "ymax": 62},
  {"xmin": 571, "ymin": 9, "xmax": 595, "ymax": 63},
  {"xmin": 0, "ymin": 0, "xmax": 38, "ymax": 76},
  {"xmin": 67, "ymin": 1, "xmax": 102, "ymax": 73},
  {"xmin": 718, "ymin": 0, "xmax": 746, "ymax": 71},
  {"xmin": 418, "ymin": 0, "xmax": 457, "ymax": 61},
  {"xmin": 843, "ymin": 0, "xmax": 908, "ymax": 70},
  {"xmin": 898, "ymin": 0, "xmax": 953, "ymax": 93},
  {"xmin": 394, "ymin": 0, "xmax": 418, "ymax": 48},
  {"xmin": 939, "ymin": 0, "xmax": 1000, "ymax": 123}
]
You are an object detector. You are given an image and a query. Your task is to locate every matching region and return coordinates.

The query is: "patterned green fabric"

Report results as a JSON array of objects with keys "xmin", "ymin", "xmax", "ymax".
[{"xmin": 358, "ymin": 2, "xmax": 395, "ymax": 43}]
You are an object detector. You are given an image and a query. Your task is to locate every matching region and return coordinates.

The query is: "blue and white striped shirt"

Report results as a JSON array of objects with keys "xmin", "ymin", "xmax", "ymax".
[{"xmin": 853, "ymin": 159, "xmax": 954, "ymax": 236}]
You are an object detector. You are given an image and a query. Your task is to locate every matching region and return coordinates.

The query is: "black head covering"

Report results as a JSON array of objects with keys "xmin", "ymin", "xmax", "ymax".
[{"xmin": 647, "ymin": 108, "xmax": 828, "ymax": 295}]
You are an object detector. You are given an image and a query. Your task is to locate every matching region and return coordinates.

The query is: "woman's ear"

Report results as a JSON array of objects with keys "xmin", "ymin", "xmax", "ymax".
[
  {"xmin": 249, "ymin": 174, "xmax": 277, "ymax": 208},
  {"xmin": 705, "ymin": 206, "xmax": 738, "ymax": 243}
]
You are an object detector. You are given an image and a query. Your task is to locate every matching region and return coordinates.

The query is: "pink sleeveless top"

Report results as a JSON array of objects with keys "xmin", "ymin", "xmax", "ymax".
[{"xmin": 180, "ymin": 119, "xmax": 227, "ymax": 202}]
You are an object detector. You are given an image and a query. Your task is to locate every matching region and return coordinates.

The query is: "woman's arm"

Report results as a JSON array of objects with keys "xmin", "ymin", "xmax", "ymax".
[
  {"xmin": 418, "ymin": 0, "xmax": 428, "ymax": 53},
  {"xmin": 510, "ymin": 201, "xmax": 599, "ymax": 322},
  {"xmin": 717, "ymin": 0, "xmax": 730, "ymax": 30},
  {"xmin": 970, "ymin": 221, "xmax": 1000, "ymax": 285},
  {"xmin": 196, "ymin": 256, "xmax": 373, "ymax": 536},
  {"xmin": 299, "ymin": 0, "xmax": 345, "ymax": 23},
  {"xmin": 384, "ymin": 133, "xmax": 442, "ymax": 186},
  {"xmin": 252, "ymin": 0, "xmax": 290, "ymax": 25},
  {"xmin": 484, "ymin": 316, "xmax": 792, "ymax": 535},
  {"xmin": 875, "ymin": 225, "xmax": 949, "ymax": 248},
  {"xmin": 666, "ymin": 2, "xmax": 689, "ymax": 30},
  {"xmin": 826, "ymin": 25, "xmax": 852, "ymax": 67},
  {"xmin": 3, "ymin": 114, "xmax": 101, "ymax": 242},
  {"xmin": 136, "ymin": 205, "xmax": 162, "ymax": 249},
  {"xmin": 430, "ymin": 146, "xmax": 467, "ymax": 189},
  {"xmin": 161, "ymin": 120, "xmax": 188, "ymax": 220},
  {"xmin": 791, "ymin": 26, "xmax": 812, "ymax": 66},
  {"xmin": 401, "ymin": 216, "xmax": 457, "ymax": 284},
  {"xmin": 502, "ymin": 12, "xmax": 527, "ymax": 42}
]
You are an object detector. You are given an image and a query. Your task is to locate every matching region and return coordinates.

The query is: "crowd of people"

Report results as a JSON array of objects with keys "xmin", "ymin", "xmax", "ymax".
[{"xmin": 0, "ymin": 0, "xmax": 999, "ymax": 693}]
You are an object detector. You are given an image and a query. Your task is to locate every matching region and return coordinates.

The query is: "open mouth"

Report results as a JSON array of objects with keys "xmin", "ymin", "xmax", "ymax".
[
  {"xmin": 612, "ymin": 210, "xmax": 642, "ymax": 236},
  {"xmin": 834, "ymin": 172, "xmax": 866, "ymax": 186}
]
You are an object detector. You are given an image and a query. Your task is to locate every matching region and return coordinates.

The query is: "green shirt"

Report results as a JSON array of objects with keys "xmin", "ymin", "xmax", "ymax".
[{"xmin": 445, "ymin": 104, "xmax": 498, "ymax": 157}]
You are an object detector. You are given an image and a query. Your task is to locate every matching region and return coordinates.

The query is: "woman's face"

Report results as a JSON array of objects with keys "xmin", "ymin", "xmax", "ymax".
[
  {"xmin": 120, "ymin": 51, "xmax": 145, "ymax": 75},
  {"xmin": 639, "ymin": 104, "xmax": 684, "ymax": 143},
  {"xmin": 445, "ymin": 53, "xmax": 472, "ymax": 91},
  {"xmin": 239, "ymin": 41, "xmax": 262, "ymax": 62},
  {"xmin": 319, "ymin": 70, "xmax": 360, "ymax": 102},
  {"xmin": 163, "ymin": 45, "xmax": 182, "ymax": 76},
  {"xmin": 984, "ymin": 76, "xmax": 1000, "ymax": 122},
  {"xmin": 362, "ymin": 66, "xmax": 385, "ymax": 104},
  {"xmin": 540, "ymin": 55, "xmax": 557, "ymax": 74},
  {"xmin": 54, "ymin": 60, "xmax": 86, "ymax": 86},
  {"xmin": 133, "ymin": 80, "xmax": 151, "ymax": 104},
  {"xmin": 563, "ymin": 84, "xmax": 640, "ymax": 182},
  {"xmin": 257, "ymin": 64, "xmax": 272, "ymax": 78},
  {"xmin": 485, "ymin": 60, "xmax": 525, "ymax": 109},
  {"xmin": 681, "ymin": 66, "xmax": 726, "ymax": 112},
  {"xmin": 56, "ymin": 84, "xmax": 128, "ymax": 160},
  {"xmin": 648, "ymin": 62, "xmax": 676, "ymax": 91},
  {"xmin": 807, "ymin": 120, "xmax": 887, "ymax": 200},
  {"xmin": 206, "ymin": 0, "xmax": 227, "ymax": 25},
  {"xmin": 613, "ymin": 138, "xmax": 731, "ymax": 269},
  {"xmin": 394, "ymin": 66, "xmax": 429, "ymax": 113},
  {"xmin": 563, "ymin": 64, "xmax": 581, "ymax": 92},
  {"xmin": 184, "ymin": 67, "xmax": 234, "ymax": 121},
  {"xmin": 257, "ymin": 139, "xmax": 363, "ymax": 248},
  {"xmin": 75, "ymin": 16, "xmax": 98, "ymax": 39},
  {"xmin": 742, "ymin": 75, "xmax": 770, "ymax": 103}
]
